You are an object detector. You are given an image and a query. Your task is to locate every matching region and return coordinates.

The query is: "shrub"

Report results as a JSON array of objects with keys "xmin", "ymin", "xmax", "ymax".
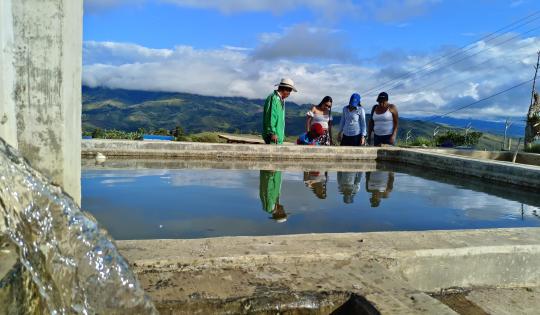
[
  {"xmin": 410, "ymin": 136, "xmax": 433, "ymax": 147},
  {"xmin": 89, "ymin": 128, "xmax": 143, "ymax": 140},
  {"xmin": 525, "ymin": 143, "xmax": 540, "ymax": 154},
  {"xmin": 152, "ymin": 128, "xmax": 170, "ymax": 136},
  {"xmin": 435, "ymin": 130, "xmax": 482, "ymax": 147},
  {"xmin": 189, "ymin": 132, "xmax": 226, "ymax": 143}
]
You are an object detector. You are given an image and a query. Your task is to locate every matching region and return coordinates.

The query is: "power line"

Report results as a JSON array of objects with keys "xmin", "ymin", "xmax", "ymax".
[
  {"xmin": 426, "ymin": 78, "xmax": 534, "ymax": 122},
  {"xmin": 361, "ymin": 10, "xmax": 540, "ymax": 96},
  {"xmin": 382, "ymin": 27, "xmax": 540, "ymax": 99},
  {"xmin": 364, "ymin": 25, "xmax": 540, "ymax": 99}
]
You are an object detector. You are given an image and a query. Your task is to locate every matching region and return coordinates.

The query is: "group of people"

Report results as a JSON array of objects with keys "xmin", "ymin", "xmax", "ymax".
[
  {"xmin": 259, "ymin": 170, "xmax": 395, "ymax": 223},
  {"xmin": 262, "ymin": 78, "xmax": 399, "ymax": 146}
]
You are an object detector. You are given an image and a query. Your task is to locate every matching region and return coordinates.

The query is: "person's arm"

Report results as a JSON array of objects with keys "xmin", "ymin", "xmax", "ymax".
[
  {"xmin": 338, "ymin": 107, "xmax": 345, "ymax": 141},
  {"xmin": 359, "ymin": 108, "xmax": 367, "ymax": 145},
  {"xmin": 390, "ymin": 105, "xmax": 399, "ymax": 145},
  {"xmin": 305, "ymin": 106, "xmax": 315, "ymax": 132},
  {"xmin": 328, "ymin": 120, "xmax": 333, "ymax": 145},
  {"xmin": 263, "ymin": 95, "xmax": 275, "ymax": 142},
  {"xmin": 269, "ymin": 95, "xmax": 280, "ymax": 143},
  {"xmin": 368, "ymin": 106, "xmax": 375, "ymax": 145}
]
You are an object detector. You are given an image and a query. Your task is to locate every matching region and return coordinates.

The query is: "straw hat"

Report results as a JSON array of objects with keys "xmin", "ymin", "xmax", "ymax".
[{"xmin": 275, "ymin": 78, "xmax": 298, "ymax": 92}]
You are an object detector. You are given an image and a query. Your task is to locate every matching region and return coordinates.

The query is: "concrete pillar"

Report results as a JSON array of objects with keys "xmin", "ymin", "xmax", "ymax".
[
  {"xmin": 0, "ymin": 0, "xmax": 18, "ymax": 148},
  {"xmin": 0, "ymin": 0, "xmax": 82, "ymax": 204}
]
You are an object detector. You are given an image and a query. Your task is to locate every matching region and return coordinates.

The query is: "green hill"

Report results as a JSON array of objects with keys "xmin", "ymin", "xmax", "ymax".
[{"xmin": 82, "ymin": 86, "xmax": 509, "ymax": 149}]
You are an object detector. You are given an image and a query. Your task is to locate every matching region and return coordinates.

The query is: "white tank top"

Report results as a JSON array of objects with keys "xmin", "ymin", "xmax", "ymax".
[
  {"xmin": 367, "ymin": 172, "xmax": 389, "ymax": 192},
  {"xmin": 373, "ymin": 107, "xmax": 393, "ymax": 136},
  {"xmin": 307, "ymin": 111, "xmax": 332, "ymax": 130}
]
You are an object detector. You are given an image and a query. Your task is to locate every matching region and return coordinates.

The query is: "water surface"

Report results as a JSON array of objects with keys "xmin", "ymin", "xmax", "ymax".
[{"xmin": 81, "ymin": 163, "xmax": 540, "ymax": 240}]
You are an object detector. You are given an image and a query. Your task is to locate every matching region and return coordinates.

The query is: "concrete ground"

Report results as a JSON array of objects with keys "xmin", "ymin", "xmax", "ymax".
[
  {"xmin": 117, "ymin": 228, "xmax": 540, "ymax": 314},
  {"xmin": 78, "ymin": 141, "xmax": 540, "ymax": 313}
]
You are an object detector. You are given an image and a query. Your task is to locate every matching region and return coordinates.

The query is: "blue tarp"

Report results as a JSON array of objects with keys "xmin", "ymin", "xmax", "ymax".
[
  {"xmin": 142, "ymin": 134, "xmax": 174, "ymax": 141},
  {"xmin": 82, "ymin": 136, "xmax": 93, "ymax": 139}
]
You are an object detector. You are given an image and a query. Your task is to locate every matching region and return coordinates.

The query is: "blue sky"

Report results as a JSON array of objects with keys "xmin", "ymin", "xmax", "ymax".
[{"xmin": 83, "ymin": 0, "xmax": 540, "ymax": 120}]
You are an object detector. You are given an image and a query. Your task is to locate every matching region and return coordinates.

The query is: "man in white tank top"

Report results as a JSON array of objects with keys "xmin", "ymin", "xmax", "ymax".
[{"xmin": 367, "ymin": 92, "xmax": 399, "ymax": 146}]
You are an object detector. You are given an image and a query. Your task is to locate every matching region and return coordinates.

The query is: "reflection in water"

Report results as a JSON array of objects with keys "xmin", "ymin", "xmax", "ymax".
[
  {"xmin": 366, "ymin": 171, "xmax": 394, "ymax": 207},
  {"xmin": 259, "ymin": 170, "xmax": 287, "ymax": 222},
  {"xmin": 82, "ymin": 166, "xmax": 540, "ymax": 240},
  {"xmin": 337, "ymin": 172, "xmax": 363, "ymax": 204},
  {"xmin": 303, "ymin": 171, "xmax": 328, "ymax": 199}
]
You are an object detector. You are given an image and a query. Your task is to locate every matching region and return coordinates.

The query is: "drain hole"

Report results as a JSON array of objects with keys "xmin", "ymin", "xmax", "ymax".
[{"xmin": 330, "ymin": 293, "xmax": 380, "ymax": 315}]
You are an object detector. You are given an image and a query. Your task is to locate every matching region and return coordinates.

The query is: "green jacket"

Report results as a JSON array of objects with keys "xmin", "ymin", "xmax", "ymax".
[
  {"xmin": 262, "ymin": 91, "xmax": 285, "ymax": 144},
  {"xmin": 259, "ymin": 170, "xmax": 282, "ymax": 213}
]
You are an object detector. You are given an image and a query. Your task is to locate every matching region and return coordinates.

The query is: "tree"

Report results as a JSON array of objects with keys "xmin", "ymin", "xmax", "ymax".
[
  {"xmin": 525, "ymin": 92, "xmax": 540, "ymax": 150},
  {"xmin": 435, "ymin": 130, "xmax": 482, "ymax": 147}
]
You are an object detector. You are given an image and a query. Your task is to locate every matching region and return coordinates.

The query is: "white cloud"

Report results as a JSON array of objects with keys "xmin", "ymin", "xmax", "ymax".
[
  {"xmin": 252, "ymin": 25, "xmax": 356, "ymax": 62},
  {"xmin": 84, "ymin": 0, "xmax": 145, "ymax": 13},
  {"xmin": 160, "ymin": 0, "xmax": 360, "ymax": 17},
  {"xmin": 366, "ymin": 0, "xmax": 441, "ymax": 23},
  {"xmin": 83, "ymin": 33, "xmax": 540, "ymax": 120},
  {"xmin": 86, "ymin": 0, "xmax": 440, "ymax": 22},
  {"xmin": 83, "ymin": 41, "xmax": 173, "ymax": 65}
]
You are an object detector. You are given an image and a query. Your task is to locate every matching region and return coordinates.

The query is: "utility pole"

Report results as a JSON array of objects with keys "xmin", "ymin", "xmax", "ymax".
[
  {"xmin": 525, "ymin": 51, "xmax": 540, "ymax": 150},
  {"xmin": 464, "ymin": 123, "xmax": 472, "ymax": 146},
  {"xmin": 405, "ymin": 129, "xmax": 412, "ymax": 146},
  {"xmin": 503, "ymin": 118, "xmax": 512, "ymax": 151},
  {"xmin": 433, "ymin": 126, "xmax": 440, "ymax": 138}
]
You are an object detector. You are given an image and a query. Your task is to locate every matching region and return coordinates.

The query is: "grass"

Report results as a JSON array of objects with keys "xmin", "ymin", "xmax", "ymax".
[
  {"xmin": 525, "ymin": 143, "xmax": 540, "ymax": 154},
  {"xmin": 186, "ymin": 132, "xmax": 227, "ymax": 143}
]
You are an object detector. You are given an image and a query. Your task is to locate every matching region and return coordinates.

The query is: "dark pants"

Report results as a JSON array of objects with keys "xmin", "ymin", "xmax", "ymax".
[
  {"xmin": 263, "ymin": 134, "xmax": 275, "ymax": 144},
  {"xmin": 374, "ymin": 134, "xmax": 394, "ymax": 146},
  {"xmin": 340, "ymin": 134, "xmax": 362, "ymax": 146}
]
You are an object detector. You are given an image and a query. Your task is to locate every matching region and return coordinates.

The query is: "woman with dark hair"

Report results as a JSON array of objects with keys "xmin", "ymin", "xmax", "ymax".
[
  {"xmin": 305, "ymin": 96, "xmax": 333, "ymax": 145},
  {"xmin": 368, "ymin": 92, "xmax": 399, "ymax": 146}
]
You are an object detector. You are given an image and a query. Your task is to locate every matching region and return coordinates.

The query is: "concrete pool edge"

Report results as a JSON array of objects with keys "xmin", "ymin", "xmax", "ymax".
[
  {"xmin": 82, "ymin": 139, "xmax": 540, "ymax": 189},
  {"xmin": 117, "ymin": 228, "xmax": 540, "ymax": 314}
]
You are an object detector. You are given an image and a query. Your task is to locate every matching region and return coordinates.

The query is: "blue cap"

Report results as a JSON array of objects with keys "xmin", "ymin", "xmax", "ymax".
[{"xmin": 349, "ymin": 93, "xmax": 361, "ymax": 107}]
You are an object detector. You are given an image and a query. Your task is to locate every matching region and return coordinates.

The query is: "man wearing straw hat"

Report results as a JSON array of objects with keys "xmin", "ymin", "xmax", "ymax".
[{"xmin": 262, "ymin": 78, "xmax": 298, "ymax": 144}]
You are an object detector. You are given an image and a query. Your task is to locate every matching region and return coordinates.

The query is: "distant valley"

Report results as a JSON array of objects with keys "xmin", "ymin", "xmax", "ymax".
[{"xmin": 82, "ymin": 86, "xmax": 515, "ymax": 150}]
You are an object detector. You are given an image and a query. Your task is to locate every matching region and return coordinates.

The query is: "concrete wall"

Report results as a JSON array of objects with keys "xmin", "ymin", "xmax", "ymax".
[
  {"xmin": 0, "ymin": 0, "xmax": 18, "ymax": 147},
  {"xmin": 81, "ymin": 140, "xmax": 540, "ymax": 190},
  {"xmin": 0, "ymin": 0, "xmax": 82, "ymax": 203}
]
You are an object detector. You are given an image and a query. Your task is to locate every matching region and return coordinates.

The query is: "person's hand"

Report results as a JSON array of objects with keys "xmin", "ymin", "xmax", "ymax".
[
  {"xmin": 360, "ymin": 136, "xmax": 365, "ymax": 146},
  {"xmin": 390, "ymin": 134, "xmax": 396, "ymax": 145},
  {"xmin": 338, "ymin": 132, "xmax": 343, "ymax": 141},
  {"xmin": 270, "ymin": 134, "xmax": 278, "ymax": 143}
]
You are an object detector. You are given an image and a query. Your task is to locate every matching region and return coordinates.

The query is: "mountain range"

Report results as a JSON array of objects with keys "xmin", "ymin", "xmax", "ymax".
[
  {"xmin": 82, "ymin": 86, "xmax": 514, "ymax": 149},
  {"xmin": 418, "ymin": 116, "xmax": 525, "ymax": 138}
]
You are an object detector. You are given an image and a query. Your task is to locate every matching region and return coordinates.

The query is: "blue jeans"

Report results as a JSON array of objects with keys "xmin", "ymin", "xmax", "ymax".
[
  {"xmin": 374, "ymin": 134, "xmax": 393, "ymax": 146},
  {"xmin": 340, "ymin": 134, "xmax": 362, "ymax": 146}
]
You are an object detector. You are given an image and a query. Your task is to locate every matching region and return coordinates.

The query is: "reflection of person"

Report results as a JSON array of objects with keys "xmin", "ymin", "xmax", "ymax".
[
  {"xmin": 297, "ymin": 123, "xmax": 325, "ymax": 145},
  {"xmin": 338, "ymin": 93, "xmax": 367, "ymax": 146},
  {"xmin": 262, "ymin": 78, "xmax": 298, "ymax": 144},
  {"xmin": 259, "ymin": 170, "xmax": 287, "ymax": 222},
  {"xmin": 303, "ymin": 171, "xmax": 328, "ymax": 199},
  {"xmin": 365, "ymin": 171, "xmax": 394, "ymax": 207},
  {"xmin": 337, "ymin": 172, "xmax": 362, "ymax": 204},
  {"xmin": 306, "ymin": 96, "xmax": 333, "ymax": 145},
  {"xmin": 368, "ymin": 92, "xmax": 399, "ymax": 146}
]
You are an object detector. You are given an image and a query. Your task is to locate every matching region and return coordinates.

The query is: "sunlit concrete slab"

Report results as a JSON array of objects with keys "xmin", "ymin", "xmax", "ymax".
[
  {"xmin": 118, "ymin": 228, "xmax": 540, "ymax": 314},
  {"xmin": 466, "ymin": 287, "xmax": 540, "ymax": 315}
]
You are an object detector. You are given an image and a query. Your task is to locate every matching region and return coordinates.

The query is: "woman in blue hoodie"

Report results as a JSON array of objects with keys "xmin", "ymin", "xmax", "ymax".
[{"xmin": 338, "ymin": 93, "xmax": 367, "ymax": 146}]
